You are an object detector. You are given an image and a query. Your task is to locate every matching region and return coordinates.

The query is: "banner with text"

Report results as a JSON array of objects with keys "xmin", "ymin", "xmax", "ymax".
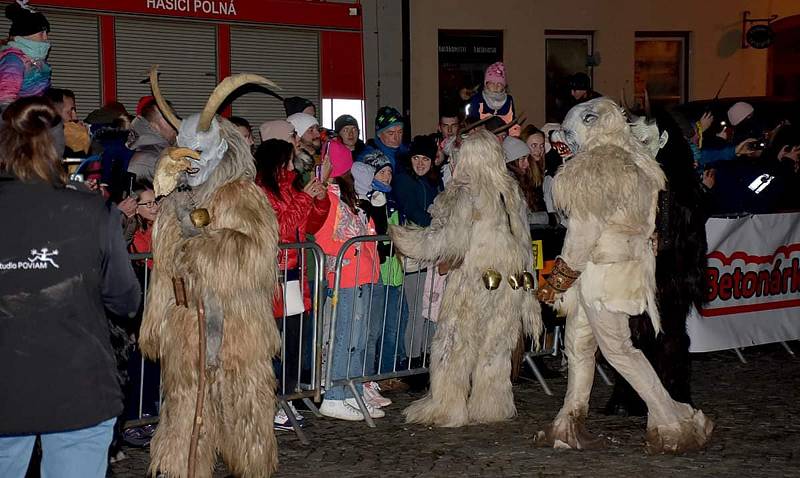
[{"xmin": 688, "ymin": 213, "xmax": 800, "ymax": 352}]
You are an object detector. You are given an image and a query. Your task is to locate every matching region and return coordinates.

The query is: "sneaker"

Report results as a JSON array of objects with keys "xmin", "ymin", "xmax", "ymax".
[
  {"xmin": 320, "ymin": 399, "xmax": 365, "ymax": 421},
  {"xmin": 274, "ymin": 407, "xmax": 305, "ymax": 431},
  {"xmin": 122, "ymin": 427, "xmax": 152, "ymax": 447},
  {"xmin": 363, "ymin": 381, "xmax": 392, "ymax": 407},
  {"xmin": 109, "ymin": 450, "xmax": 128, "ymax": 464},
  {"xmin": 345, "ymin": 398, "xmax": 385, "ymax": 418},
  {"xmin": 287, "ymin": 402, "xmax": 304, "ymax": 421}
]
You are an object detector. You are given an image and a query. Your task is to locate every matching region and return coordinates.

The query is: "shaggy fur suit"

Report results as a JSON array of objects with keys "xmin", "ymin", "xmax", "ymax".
[
  {"xmin": 140, "ymin": 120, "xmax": 281, "ymax": 477},
  {"xmin": 536, "ymin": 98, "xmax": 713, "ymax": 453},
  {"xmin": 389, "ymin": 130, "xmax": 542, "ymax": 427}
]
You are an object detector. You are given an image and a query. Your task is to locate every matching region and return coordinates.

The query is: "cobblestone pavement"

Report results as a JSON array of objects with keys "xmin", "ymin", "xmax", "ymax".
[{"xmin": 112, "ymin": 344, "xmax": 800, "ymax": 477}]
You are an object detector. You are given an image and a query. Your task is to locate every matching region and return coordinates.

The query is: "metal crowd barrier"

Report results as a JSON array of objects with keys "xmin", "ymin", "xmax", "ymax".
[
  {"xmin": 324, "ymin": 235, "xmax": 438, "ymax": 428},
  {"xmin": 124, "ymin": 242, "xmax": 327, "ymax": 445}
]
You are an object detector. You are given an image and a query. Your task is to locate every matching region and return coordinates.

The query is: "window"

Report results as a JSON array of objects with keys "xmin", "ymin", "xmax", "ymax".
[
  {"xmin": 544, "ymin": 31, "xmax": 594, "ymax": 123},
  {"xmin": 634, "ymin": 32, "xmax": 690, "ymax": 110},
  {"xmin": 321, "ymin": 98, "xmax": 366, "ymax": 140},
  {"xmin": 437, "ymin": 30, "xmax": 503, "ymax": 117}
]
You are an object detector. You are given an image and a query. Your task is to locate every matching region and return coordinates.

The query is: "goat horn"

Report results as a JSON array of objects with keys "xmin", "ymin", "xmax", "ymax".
[
  {"xmin": 644, "ymin": 88, "xmax": 652, "ymax": 118},
  {"xmin": 149, "ymin": 65, "xmax": 182, "ymax": 130},
  {"xmin": 198, "ymin": 73, "xmax": 281, "ymax": 132},
  {"xmin": 168, "ymin": 147, "xmax": 201, "ymax": 161}
]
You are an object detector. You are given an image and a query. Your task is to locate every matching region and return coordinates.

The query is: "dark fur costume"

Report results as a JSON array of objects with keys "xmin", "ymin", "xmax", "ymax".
[{"xmin": 605, "ymin": 111, "xmax": 709, "ymax": 416}]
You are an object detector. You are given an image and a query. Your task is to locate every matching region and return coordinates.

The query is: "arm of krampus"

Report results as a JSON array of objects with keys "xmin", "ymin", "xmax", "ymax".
[{"xmin": 388, "ymin": 182, "xmax": 473, "ymax": 267}]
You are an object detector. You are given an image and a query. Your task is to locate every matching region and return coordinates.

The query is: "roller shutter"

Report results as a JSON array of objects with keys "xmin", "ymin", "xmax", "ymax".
[
  {"xmin": 0, "ymin": 9, "xmax": 100, "ymax": 118},
  {"xmin": 115, "ymin": 17, "xmax": 217, "ymax": 119},
  {"xmin": 230, "ymin": 26, "xmax": 319, "ymax": 136}
]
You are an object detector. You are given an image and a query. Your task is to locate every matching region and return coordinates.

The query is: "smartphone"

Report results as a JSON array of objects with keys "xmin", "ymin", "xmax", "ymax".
[
  {"xmin": 750, "ymin": 139, "xmax": 768, "ymax": 151},
  {"xmin": 314, "ymin": 164, "xmax": 322, "ymax": 180},
  {"xmin": 69, "ymin": 173, "xmax": 84, "ymax": 182}
]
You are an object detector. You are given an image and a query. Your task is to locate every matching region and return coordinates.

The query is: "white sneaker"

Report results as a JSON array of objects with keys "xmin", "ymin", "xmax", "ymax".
[
  {"xmin": 345, "ymin": 398, "xmax": 385, "ymax": 418},
  {"xmin": 287, "ymin": 401, "xmax": 303, "ymax": 420},
  {"xmin": 320, "ymin": 399, "xmax": 365, "ymax": 421},
  {"xmin": 363, "ymin": 381, "xmax": 392, "ymax": 407}
]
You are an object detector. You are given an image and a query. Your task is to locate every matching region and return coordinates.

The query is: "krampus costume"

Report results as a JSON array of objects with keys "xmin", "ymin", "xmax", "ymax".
[
  {"xmin": 139, "ymin": 67, "xmax": 281, "ymax": 477},
  {"xmin": 389, "ymin": 129, "xmax": 542, "ymax": 427},
  {"xmin": 603, "ymin": 107, "xmax": 709, "ymax": 416},
  {"xmin": 535, "ymin": 98, "xmax": 713, "ymax": 453}
]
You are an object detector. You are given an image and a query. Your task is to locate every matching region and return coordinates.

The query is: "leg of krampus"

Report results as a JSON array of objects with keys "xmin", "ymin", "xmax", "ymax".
[
  {"xmin": 148, "ymin": 384, "xmax": 217, "ymax": 478},
  {"xmin": 584, "ymin": 303, "xmax": 712, "ymax": 454},
  {"xmin": 536, "ymin": 305, "xmax": 604, "ymax": 449},
  {"xmin": 467, "ymin": 314, "xmax": 519, "ymax": 423},
  {"xmin": 604, "ymin": 313, "xmax": 652, "ymax": 416},
  {"xmin": 403, "ymin": 308, "xmax": 476, "ymax": 428},
  {"xmin": 216, "ymin": 363, "xmax": 278, "ymax": 478}
]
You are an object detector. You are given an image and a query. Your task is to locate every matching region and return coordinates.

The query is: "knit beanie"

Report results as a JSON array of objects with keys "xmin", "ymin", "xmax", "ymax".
[
  {"xmin": 325, "ymin": 140, "xmax": 353, "ymax": 178},
  {"xmin": 6, "ymin": 1, "xmax": 50, "ymax": 37},
  {"xmin": 361, "ymin": 149, "xmax": 392, "ymax": 173},
  {"xmin": 259, "ymin": 120, "xmax": 295, "ymax": 142},
  {"xmin": 287, "ymin": 112, "xmax": 318, "ymax": 138},
  {"xmin": 375, "ymin": 106, "xmax": 403, "ymax": 135},
  {"xmin": 484, "ymin": 62, "xmax": 506, "ymax": 86},
  {"xmin": 502, "ymin": 136, "xmax": 529, "ymax": 163},
  {"xmin": 727, "ymin": 102, "xmax": 754, "ymax": 127},
  {"xmin": 335, "ymin": 115, "xmax": 359, "ymax": 134},
  {"xmin": 568, "ymin": 72, "xmax": 591, "ymax": 91},
  {"xmin": 409, "ymin": 134, "xmax": 437, "ymax": 161},
  {"xmin": 283, "ymin": 96, "xmax": 315, "ymax": 117},
  {"xmin": 351, "ymin": 161, "xmax": 375, "ymax": 197}
]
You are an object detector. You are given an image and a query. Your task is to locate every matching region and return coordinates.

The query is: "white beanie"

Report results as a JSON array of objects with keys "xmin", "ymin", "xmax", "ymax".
[
  {"xmin": 502, "ymin": 136, "xmax": 529, "ymax": 163},
  {"xmin": 727, "ymin": 102, "xmax": 754, "ymax": 127},
  {"xmin": 287, "ymin": 112, "xmax": 319, "ymax": 137}
]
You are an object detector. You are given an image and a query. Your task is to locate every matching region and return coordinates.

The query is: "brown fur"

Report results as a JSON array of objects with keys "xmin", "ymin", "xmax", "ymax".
[
  {"xmin": 389, "ymin": 130, "xmax": 542, "ymax": 427},
  {"xmin": 140, "ymin": 118, "xmax": 280, "ymax": 477}
]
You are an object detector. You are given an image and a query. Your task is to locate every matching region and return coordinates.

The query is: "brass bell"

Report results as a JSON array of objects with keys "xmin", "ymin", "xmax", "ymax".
[
  {"xmin": 521, "ymin": 271, "xmax": 536, "ymax": 291},
  {"xmin": 507, "ymin": 273, "xmax": 522, "ymax": 290},
  {"xmin": 190, "ymin": 208, "xmax": 211, "ymax": 228},
  {"xmin": 482, "ymin": 269, "xmax": 502, "ymax": 290}
]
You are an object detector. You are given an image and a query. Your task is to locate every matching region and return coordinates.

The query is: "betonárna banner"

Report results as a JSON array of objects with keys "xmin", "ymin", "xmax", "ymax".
[{"xmin": 688, "ymin": 213, "xmax": 800, "ymax": 353}]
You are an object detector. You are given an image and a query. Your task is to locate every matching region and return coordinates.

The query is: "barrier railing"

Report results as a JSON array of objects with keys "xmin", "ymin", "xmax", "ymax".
[
  {"xmin": 324, "ymin": 235, "xmax": 438, "ymax": 427},
  {"xmin": 123, "ymin": 242, "xmax": 327, "ymax": 445}
]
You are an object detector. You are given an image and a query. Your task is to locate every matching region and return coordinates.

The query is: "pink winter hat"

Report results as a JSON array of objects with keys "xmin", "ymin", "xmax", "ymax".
[
  {"xmin": 324, "ymin": 140, "xmax": 353, "ymax": 178},
  {"xmin": 485, "ymin": 62, "xmax": 506, "ymax": 86}
]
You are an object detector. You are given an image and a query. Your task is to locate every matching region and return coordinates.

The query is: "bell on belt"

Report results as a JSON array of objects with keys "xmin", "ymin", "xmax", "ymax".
[
  {"xmin": 190, "ymin": 208, "xmax": 211, "ymax": 228},
  {"xmin": 521, "ymin": 271, "xmax": 535, "ymax": 291},
  {"xmin": 482, "ymin": 269, "xmax": 502, "ymax": 290},
  {"xmin": 507, "ymin": 273, "xmax": 522, "ymax": 290}
]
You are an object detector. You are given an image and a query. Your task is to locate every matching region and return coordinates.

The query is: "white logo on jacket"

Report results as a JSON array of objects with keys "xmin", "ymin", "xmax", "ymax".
[{"xmin": 0, "ymin": 247, "xmax": 60, "ymax": 270}]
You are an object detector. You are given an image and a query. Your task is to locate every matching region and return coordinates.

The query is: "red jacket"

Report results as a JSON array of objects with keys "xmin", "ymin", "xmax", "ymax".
[{"xmin": 259, "ymin": 169, "xmax": 331, "ymax": 317}]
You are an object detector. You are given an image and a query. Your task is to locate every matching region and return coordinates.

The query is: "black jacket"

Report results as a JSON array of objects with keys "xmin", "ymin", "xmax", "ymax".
[{"xmin": 0, "ymin": 174, "xmax": 141, "ymax": 435}]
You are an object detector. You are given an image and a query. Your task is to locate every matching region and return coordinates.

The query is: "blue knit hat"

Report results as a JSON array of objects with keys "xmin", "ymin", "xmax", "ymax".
[{"xmin": 375, "ymin": 106, "xmax": 403, "ymax": 135}]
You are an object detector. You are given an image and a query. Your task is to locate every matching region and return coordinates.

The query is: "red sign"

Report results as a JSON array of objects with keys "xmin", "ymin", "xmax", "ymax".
[{"xmin": 33, "ymin": 0, "xmax": 361, "ymax": 30}]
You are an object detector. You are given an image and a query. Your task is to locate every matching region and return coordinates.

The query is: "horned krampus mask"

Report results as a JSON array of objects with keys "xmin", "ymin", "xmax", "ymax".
[
  {"xmin": 551, "ymin": 97, "xmax": 638, "ymax": 159},
  {"xmin": 149, "ymin": 65, "xmax": 279, "ymax": 195}
]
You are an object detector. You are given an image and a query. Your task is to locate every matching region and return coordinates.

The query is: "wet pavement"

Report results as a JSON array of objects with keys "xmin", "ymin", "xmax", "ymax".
[{"xmin": 112, "ymin": 343, "xmax": 800, "ymax": 477}]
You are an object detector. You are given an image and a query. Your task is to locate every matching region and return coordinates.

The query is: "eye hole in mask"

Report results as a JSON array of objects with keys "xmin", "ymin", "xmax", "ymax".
[{"xmin": 582, "ymin": 113, "xmax": 598, "ymax": 125}]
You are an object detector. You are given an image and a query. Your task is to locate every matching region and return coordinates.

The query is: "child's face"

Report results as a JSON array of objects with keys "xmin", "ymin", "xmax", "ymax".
[
  {"xmin": 374, "ymin": 166, "xmax": 392, "ymax": 185},
  {"xmin": 485, "ymin": 81, "xmax": 505, "ymax": 94}
]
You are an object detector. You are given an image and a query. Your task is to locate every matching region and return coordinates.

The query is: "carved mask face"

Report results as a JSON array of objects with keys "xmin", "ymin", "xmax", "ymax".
[
  {"xmin": 551, "ymin": 97, "xmax": 627, "ymax": 159},
  {"xmin": 176, "ymin": 113, "xmax": 229, "ymax": 187},
  {"xmin": 629, "ymin": 116, "xmax": 669, "ymax": 158}
]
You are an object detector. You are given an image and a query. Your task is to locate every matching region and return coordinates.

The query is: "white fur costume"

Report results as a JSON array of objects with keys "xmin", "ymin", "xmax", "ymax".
[
  {"xmin": 389, "ymin": 130, "xmax": 542, "ymax": 427},
  {"xmin": 536, "ymin": 98, "xmax": 713, "ymax": 453}
]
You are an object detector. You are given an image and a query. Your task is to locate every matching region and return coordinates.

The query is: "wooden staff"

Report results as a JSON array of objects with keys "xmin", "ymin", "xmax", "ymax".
[{"xmin": 173, "ymin": 277, "xmax": 206, "ymax": 478}]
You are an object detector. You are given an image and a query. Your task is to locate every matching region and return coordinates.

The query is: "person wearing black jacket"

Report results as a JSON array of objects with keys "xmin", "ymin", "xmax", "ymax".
[{"xmin": 0, "ymin": 97, "xmax": 140, "ymax": 478}]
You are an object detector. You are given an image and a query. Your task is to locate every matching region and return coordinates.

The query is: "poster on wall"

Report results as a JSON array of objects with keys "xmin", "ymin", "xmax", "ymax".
[
  {"xmin": 688, "ymin": 213, "xmax": 800, "ymax": 353},
  {"xmin": 438, "ymin": 30, "xmax": 503, "ymax": 117}
]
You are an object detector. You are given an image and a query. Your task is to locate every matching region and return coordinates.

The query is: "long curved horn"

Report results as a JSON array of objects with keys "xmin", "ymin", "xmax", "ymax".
[
  {"xmin": 198, "ymin": 73, "xmax": 281, "ymax": 132},
  {"xmin": 149, "ymin": 65, "xmax": 182, "ymax": 130},
  {"xmin": 644, "ymin": 88, "xmax": 652, "ymax": 118}
]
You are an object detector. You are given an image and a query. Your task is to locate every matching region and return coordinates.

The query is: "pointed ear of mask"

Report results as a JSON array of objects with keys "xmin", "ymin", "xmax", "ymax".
[{"xmin": 658, "ymin": 130, "xmax": 669, "ymax": 150}]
